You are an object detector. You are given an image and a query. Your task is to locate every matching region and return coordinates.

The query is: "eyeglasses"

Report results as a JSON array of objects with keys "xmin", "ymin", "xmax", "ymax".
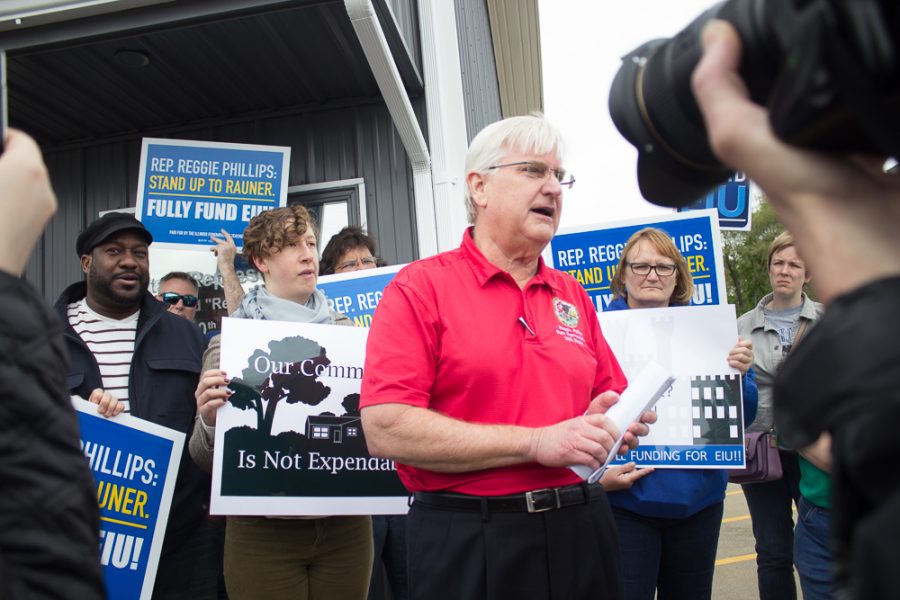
[
  {"xmin": 334, "ymin": 256, "xmax": 379, "ymax": 272},
  {"xmin": 486, "ymin": 161, "xmax": 576, "ymax": 189},
  {"xmin": 627, "ymin": 262, "xmax": 678, "ymax": 277},
  {"xmin": 161, "ymin": 292, "xmax": 199, "ymax": 307}
]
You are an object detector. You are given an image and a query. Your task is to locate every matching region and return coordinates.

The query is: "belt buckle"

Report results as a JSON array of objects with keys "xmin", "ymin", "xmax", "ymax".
[{"xmin": 525, "ymin": 487, "xmax": 561, "ymax": 513}]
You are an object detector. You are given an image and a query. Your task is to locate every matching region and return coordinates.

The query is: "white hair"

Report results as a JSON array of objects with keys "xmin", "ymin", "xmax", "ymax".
[{"xmin": 463, "ymin": 114, "xmax": 565, "ymax": 224}]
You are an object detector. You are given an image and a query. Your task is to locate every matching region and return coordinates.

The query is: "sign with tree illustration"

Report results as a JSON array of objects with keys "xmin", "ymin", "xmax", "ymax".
[{"xmin": 210, "ymin": 318, "xmax": 409, "ymax": 515}]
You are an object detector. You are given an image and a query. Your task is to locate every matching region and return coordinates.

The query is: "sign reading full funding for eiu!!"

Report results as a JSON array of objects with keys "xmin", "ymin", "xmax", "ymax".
[{"xmin": 135, "ymin": 138, "xmax": 291, "ymax": 251}]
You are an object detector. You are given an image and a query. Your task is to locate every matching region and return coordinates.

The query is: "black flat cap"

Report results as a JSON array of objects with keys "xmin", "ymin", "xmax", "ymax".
[{"xmin": 76, "ymin": 212, "xmax": 153, "ymax": 257}]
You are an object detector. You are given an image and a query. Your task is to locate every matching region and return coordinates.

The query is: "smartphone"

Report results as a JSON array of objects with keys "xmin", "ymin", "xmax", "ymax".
[{"xmin": 0, "ymin": 49, "xmax": 6, "ymax": 155}]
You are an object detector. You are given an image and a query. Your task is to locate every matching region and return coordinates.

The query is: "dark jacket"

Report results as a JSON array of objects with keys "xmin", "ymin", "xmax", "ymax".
[
  {"xmin": 775, "ymin": 276, "xmax": 900, "ymax": 599},
  {"xmin": 54, "ymin": 282, "xmax": 210, "ymax": 555},
  {"xmin": 1, "ymin": 273, "xmax": 105, "ymax": 599}
]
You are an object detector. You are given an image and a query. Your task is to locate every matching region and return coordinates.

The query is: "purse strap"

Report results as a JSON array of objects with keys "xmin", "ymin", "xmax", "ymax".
[
  {"xmin": 772, "ymin": 317, "xmax": 811, "ymax": 444},
  {"xmin": 790, "ymin": 319, "xmax": 809, "ymax": 353}
]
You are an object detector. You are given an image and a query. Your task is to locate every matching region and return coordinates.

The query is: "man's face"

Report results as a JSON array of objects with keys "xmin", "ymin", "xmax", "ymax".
[
  {"xmin": 768, "ymin": 246, "xmax": 809, "ymax": 301},
  {"xmin": 470, "ymin": 150, "xmax": 564, "ymax": 252},
  {"xmin": 158, "ymin": 278, "xmax": 199, "ymax": 321},
  {"xmin": 82, "ymin": 231, "xmax": 150, "ymax": 316}
]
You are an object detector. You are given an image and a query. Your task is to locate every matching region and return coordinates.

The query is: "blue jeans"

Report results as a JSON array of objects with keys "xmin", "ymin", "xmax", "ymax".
[
  {"xmin": 368, "ymin": 515, "xmax": 408, "ymax": 600},
  {"xmin": 794, "ymin": 497, "xmax": 834, "ymax": 600},
  {"xmin": 742, "ymin": 449, "xmax": 802, "ymax": 600},
  {"xmin": 612, "ymin": 501, "xmax": 724, "ymax": 600}
]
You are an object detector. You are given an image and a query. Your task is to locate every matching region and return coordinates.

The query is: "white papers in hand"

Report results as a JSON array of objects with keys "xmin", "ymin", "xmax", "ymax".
[{"xmin": 570, "ymin": 361, "xmax": 675, "ymax": 484}]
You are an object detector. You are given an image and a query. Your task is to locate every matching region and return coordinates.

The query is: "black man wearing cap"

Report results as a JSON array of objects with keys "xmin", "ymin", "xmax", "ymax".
[{"xmin": 53, "ymin": 212, "xmax": 217, "ymax": 600}]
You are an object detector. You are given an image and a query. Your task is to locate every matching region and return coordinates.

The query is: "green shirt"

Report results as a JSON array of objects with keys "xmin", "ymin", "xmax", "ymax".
[{"xmin": 798, "ymin": 455, "xmax": 831, "ymax": 509}]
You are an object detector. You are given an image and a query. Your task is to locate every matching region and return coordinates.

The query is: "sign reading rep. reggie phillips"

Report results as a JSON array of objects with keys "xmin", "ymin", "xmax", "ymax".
[{"xmin": 135, "ymin": 138, "xmax": 290, "ymax": 251}]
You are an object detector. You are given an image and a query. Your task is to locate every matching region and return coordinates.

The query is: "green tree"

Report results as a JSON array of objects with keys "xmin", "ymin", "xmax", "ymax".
[
  {"xmin": 230, "ymin": 336, "xmax": 332, "ymax": 437},
  {"xmin": 722, "ymin": 200, "xmax": 783, "ymax": 315}
]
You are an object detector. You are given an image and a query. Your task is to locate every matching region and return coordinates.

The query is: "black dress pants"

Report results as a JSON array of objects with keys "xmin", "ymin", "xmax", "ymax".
[{"xmin": 407, "ymin": 490, "xmax": 621, "ymax": 600}]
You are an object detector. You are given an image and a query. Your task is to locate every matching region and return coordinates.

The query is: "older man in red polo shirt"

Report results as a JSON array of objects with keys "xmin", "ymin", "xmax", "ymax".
[{"xmin": 360, "ymin": 115, "xmax": 652, "ymax": 600}]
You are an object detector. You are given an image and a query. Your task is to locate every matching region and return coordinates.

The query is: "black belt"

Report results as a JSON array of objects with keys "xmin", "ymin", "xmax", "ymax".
[{"xmin": 413, "ymin": 482, "xmax": 604, "ymax": 514}]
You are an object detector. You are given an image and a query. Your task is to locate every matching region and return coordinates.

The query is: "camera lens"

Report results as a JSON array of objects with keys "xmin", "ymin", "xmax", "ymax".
[{"xmin": 609, "ymin": 0, "xmax": 778, "ymax": 207}]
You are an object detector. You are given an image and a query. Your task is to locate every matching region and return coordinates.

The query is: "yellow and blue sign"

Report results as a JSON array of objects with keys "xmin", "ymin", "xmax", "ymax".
[
  {"xmin": 318, "ymin": 265, "xmax": 403, "ymax": 328},
  {"xmin": 136, "ymin": 138, "xmax": 290, "ymax": 250},
  {"xmin": 73, "ymin": 397, "xmax": 184, "ymax": 600},
  {"xmin": 548, "ymin": 210, "xmax": 726, "ymax": 312}
]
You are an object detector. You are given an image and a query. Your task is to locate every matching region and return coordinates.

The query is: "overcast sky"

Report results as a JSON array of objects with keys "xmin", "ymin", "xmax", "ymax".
[{"xmin": 540, "ymin": 0, "xmax": 716, "ymax": 229}]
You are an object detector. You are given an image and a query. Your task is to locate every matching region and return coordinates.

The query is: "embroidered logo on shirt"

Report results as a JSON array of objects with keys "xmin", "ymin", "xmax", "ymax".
[{"xmin": 552, "ymin": 297, "xmax": 579, "ymax": 328}]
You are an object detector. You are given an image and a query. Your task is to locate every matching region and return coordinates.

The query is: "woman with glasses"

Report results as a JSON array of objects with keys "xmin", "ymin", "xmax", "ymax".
[
  {"xmin": 319, "ymin": 226, "xmax": 380, "ymax": 276},
  {"xmin": 603, "ymin": 227, "xmax": 758, "ymax": 600},
  {"xmin": 318, "ymin": 225, "xmax": 409, "ymax": 600},
  {"xmin": 189, "ymin": 205, "xmax": 373, "ymax": 600}
]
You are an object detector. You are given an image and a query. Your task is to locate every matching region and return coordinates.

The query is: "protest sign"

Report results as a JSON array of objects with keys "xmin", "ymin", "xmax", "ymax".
[
  {"xmin": 677, "ymin": 172, "xmax": 752, "ymax": 231},
  {"xmin": 548, "ymin": 210, "xmax": 726, "ymax": 311},
  {"xmin": 135, "ymin": 138, "xmax": 290, "ymax": 250},
  {"xmin": 148, "ymin": 247, "xmax": 263, "ymax": 338},
  {"xmin": 211, "ymin": 318, "xmax": 408, "ymax": 515},
  {"xmin": 598, "ymin": 304, "xmax": 747, "ymax": 468},
  {"xmin": 318, "ymin": 265, "xmax": 402, "ymax": 327},
  {"xmin": 73, "ymin": 397, "xmax": 184, "ymax": 600}
]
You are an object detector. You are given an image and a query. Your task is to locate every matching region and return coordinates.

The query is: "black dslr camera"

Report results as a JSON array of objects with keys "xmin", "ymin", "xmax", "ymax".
[{"xmin": 610, "ymin": 0, "xmax": 900, "ymax": 207}]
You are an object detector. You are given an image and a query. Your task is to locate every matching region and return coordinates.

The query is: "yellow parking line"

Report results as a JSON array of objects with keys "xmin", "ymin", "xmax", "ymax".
[
  {"xmin": 716, "ymin": 552, "xmax": 757, "ymax": 566},
  {"xmin": 726, "ymin": 489, "xmax": 744, "ymax": 496},
  {"xmin": 722, "ymin": 514, "xmax": 752, "ymax": 524}
]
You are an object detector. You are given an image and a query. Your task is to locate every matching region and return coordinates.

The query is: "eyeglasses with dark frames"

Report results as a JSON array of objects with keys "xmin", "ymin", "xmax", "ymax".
[
  {"xmin": 161, "ymin": 292, "xmax": 199, "ymax": 307},
  {"xmin": 486, "ymin": 161, "xmax": 575, "ymax": 189},
  {"xmin": 335, "ymin": 256, "xmax": 379, "ymax": 272},
  {"xmin": 627, "ymin": 262, "xmax": 678, "ymax": 277}
]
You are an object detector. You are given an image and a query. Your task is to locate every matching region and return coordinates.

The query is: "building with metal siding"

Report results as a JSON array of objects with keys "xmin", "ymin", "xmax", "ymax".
[
  {"xmin": 28, "ymin": 102, "xmax": 417, "ymax": 300},
  {"xmin": 1, "ymin": 0, "xmax": 541, "ymax": 303},
  {"xmin": 455, "ymin": 0, "xmax": 503, "ymax": 144}
]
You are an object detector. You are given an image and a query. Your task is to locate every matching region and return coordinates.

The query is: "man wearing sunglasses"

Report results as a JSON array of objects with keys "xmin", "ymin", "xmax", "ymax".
[
  {"xmin": 53, "ymin": 212, "xmax": 217, "ymax": 600},
  {"xmin": 157, "ymin": 271, "xmax": 201, "ymax": 322}
]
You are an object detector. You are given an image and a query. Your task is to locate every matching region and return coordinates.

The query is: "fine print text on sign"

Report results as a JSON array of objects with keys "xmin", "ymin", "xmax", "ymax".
[{"xmin": 135, "ymin": 138, "xmax": 290, "ymax": 251}]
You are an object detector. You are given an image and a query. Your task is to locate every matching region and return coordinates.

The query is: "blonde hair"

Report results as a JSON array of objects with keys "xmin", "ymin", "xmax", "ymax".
[
  {"xmin": 767, "ymin": 231, "xmax": 795, "ymax": 268},
  {"xmin": 610, "ymin": 227, "xmax": 694, "ymax": 305}
]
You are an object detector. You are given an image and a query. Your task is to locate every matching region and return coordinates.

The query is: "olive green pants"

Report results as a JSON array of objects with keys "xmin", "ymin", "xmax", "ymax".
[{"xmin": 224, "ymin": 515, "xmax": 373, "ymax": 600}]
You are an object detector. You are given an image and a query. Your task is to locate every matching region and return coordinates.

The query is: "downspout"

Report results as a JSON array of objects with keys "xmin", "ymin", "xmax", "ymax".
[
  {"xmin": 345, "ymin": 0, "xmax": 438, "ymax": 258},
  {"xmin": 417, "ymin": 0, "xmax": 470, "ymax": 251}
]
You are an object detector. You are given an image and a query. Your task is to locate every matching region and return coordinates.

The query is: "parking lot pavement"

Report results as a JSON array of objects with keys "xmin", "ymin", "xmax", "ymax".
[{"xmin": 712, "ymin": 483, "xmax": 800, "ymax": 600}]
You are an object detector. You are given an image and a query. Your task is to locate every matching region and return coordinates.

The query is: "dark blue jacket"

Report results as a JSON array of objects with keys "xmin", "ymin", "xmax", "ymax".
[
  {"xmin": 54, "ymin": 282, "xmax": 210, "ymax": 554},
  {"xmin": 604, "ymin": 296, "xmax": 758, "ymax": 518}
]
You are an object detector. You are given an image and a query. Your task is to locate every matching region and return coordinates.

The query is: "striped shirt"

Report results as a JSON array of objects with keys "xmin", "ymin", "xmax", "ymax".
[{"xmin": 67, "ymin": 298, "xmax": 138, "ymax": 413}]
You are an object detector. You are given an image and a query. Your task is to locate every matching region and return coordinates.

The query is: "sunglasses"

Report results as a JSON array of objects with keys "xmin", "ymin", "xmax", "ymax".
[{"xmin": 161, "ymin": 292, "xmax": 199, "ymax": 308}]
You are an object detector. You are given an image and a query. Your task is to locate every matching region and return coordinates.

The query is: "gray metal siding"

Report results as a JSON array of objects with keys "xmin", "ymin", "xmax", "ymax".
[
  {"xmin": 455, "ymin": 0, "xmax": 503, "ymax": 143},
  {"xmin": 29, "ymin": 102, "xmax": 420, "ymax": 303},
  {"xmin": 383, "ymin": 0, "xmax": 422, "ymax": 74}
]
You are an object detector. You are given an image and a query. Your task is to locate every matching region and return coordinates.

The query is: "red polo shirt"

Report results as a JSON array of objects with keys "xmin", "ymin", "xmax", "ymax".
[{"xmin": 360, "ymin": 229, "xmax": 626, "ymax": 495}]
